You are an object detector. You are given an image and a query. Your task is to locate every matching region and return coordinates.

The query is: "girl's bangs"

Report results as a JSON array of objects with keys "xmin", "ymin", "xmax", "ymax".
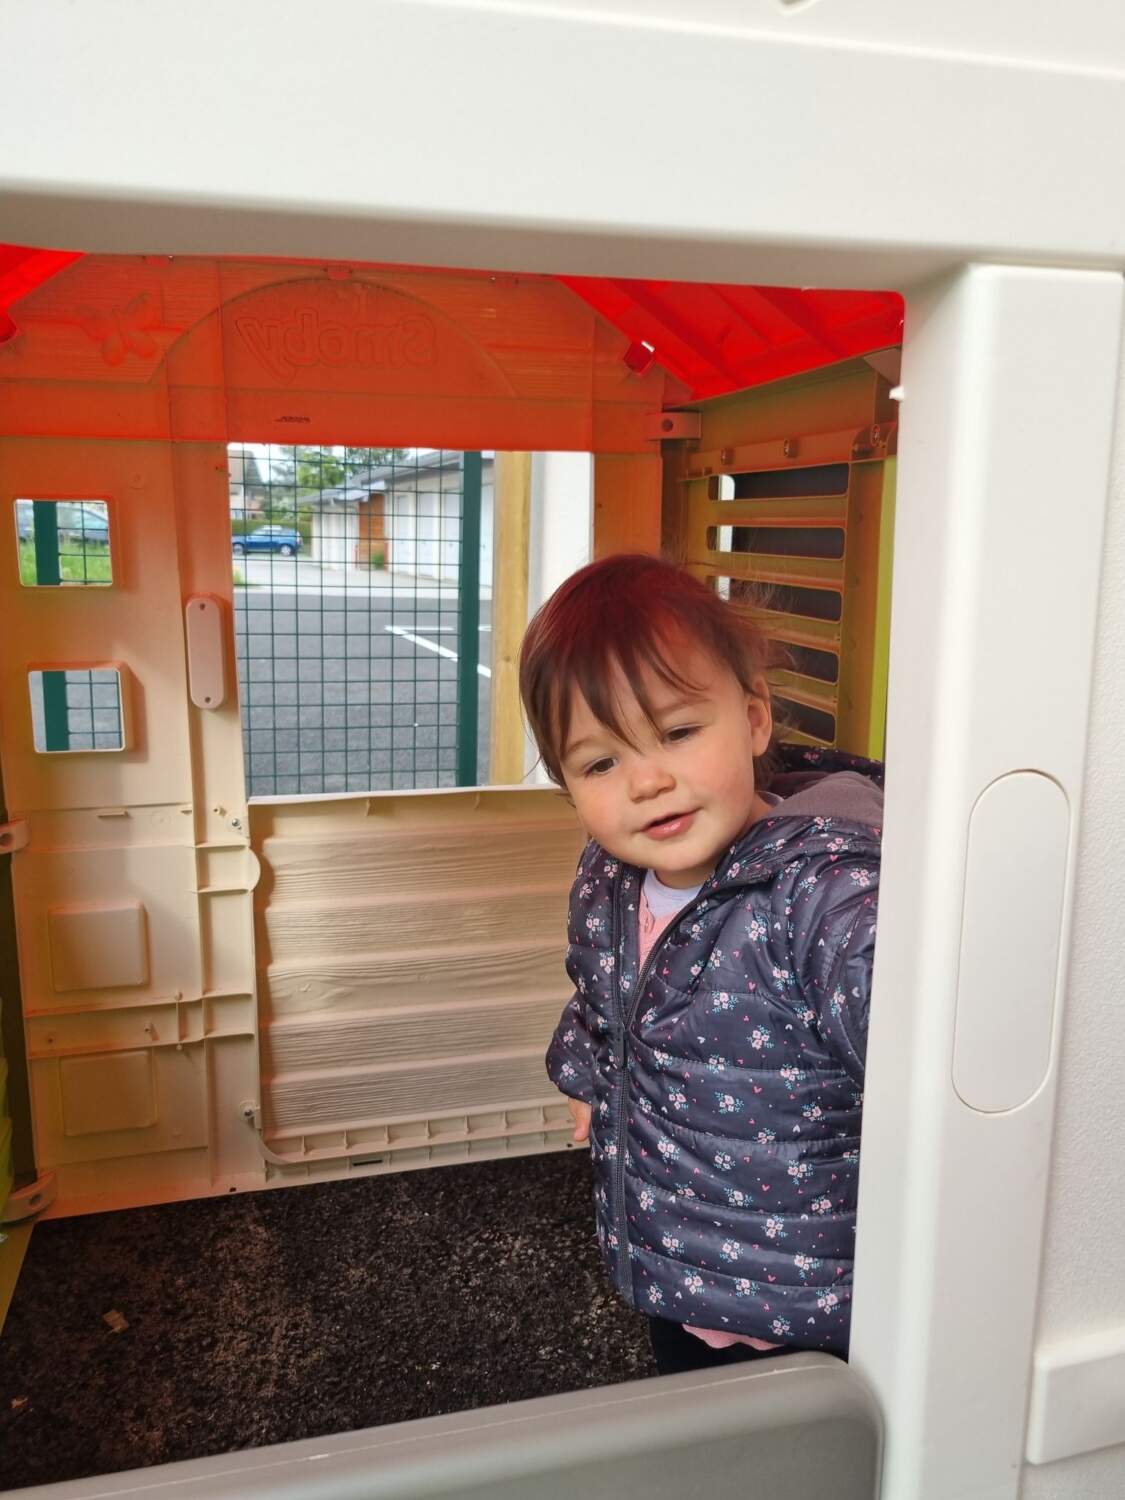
[{"xmin": 564, "ymin": 619, "xmax": 708, "ymax": 757}]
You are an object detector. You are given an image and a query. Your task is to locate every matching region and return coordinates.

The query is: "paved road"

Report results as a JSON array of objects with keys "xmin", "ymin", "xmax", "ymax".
[
  {"xmin": 235, "ymin": 555, "xmax": 491, "ymax": 601},
  {"xmin": 234, "ymin": 585, "xmax": 493, "ymax": 797}
]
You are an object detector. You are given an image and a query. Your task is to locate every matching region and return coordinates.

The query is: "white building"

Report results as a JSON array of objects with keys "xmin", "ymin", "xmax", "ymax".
[
  {"xmin": 307, "ymin": 480, "xmax": 367, "ymax": 569},
  {"xmin": 312, "ymin": 452, "xmax": 495, "ymax": 582}
]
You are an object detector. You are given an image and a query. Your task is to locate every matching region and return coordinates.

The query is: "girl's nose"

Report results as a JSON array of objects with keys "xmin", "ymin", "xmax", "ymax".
[{"xmin": 628, "ymin": 757, "xmax": 674, "ymax": 801}]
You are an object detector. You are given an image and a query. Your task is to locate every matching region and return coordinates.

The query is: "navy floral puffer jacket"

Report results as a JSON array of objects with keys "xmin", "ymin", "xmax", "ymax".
[{"xmin": 546, "ymin": 746, "xmax": 882, "ymax": 1355}]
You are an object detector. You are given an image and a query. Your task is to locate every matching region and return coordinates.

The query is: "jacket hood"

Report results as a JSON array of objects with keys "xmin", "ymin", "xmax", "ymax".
[
  {"xmin": 702, "ymin": 743, "xmax": 884, "ymax": 896},
  {"xmin": 770, "ymin": 742, "xmax": 884, "ymax": 827},
  {"xmin": 766, "ymin": 742, "xmax": 884, "ymax": 804}
]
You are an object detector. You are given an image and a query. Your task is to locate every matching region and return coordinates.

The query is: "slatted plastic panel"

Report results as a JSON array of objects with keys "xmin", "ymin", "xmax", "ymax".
[
  {"xmin": 673, "ymin": 359, "xmax": 897, "ymax": 759},
  {"xmin": 251, "ymin": 786, "xmax": 584, "ymax": 1181}
]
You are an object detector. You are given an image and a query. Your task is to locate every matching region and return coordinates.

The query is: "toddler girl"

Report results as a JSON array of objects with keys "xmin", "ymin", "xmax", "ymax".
[{"xmin": 519, "ymin": 553, "xmax": 881, "ymax": 1374}]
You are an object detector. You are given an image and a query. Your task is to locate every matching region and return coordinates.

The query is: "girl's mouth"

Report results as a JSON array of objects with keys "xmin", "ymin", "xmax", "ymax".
[{"xmin": 642, "ymin": 811, "xmax": 697, "ymax": 840}]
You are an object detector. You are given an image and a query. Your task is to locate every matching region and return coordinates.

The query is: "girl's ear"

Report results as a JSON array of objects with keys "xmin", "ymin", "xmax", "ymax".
[{"xmin": 747, "ymin": 675, "xmax": 773, "ymax": 756}]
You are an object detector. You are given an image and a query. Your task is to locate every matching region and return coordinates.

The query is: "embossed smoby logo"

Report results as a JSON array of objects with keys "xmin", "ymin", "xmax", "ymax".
[{"xmin": 235, "ymin": 307, "xmax": 437, "ymax": 381}]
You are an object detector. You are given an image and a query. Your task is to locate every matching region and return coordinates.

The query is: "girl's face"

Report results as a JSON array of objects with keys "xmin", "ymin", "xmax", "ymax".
[{"xmin": 559, "ymin": 647, "xmax": 773, "ymax": 888}]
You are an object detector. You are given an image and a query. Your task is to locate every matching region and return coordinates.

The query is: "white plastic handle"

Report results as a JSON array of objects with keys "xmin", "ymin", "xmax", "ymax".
[{"xmin": 185, "ymin": 595, "xmax": 227, "ymax": 710}]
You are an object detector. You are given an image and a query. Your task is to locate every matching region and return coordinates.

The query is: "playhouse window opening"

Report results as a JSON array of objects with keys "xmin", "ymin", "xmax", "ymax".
[
  {"xmin": 773, "ymin": 695, "xmax": 838, "ymax": 745},
  {"xmin": 14, "ymin": 498, "xmax": 112, "ymax": 587},
  {"xmin": 732, "ymin": 577, "xmax": 844, "ymax": 624},
  {"xmin": 228, "ymin": 443, "xmax": 495, "ymax": 797},
  {"xmin": 706, "ymin": 523, "xmax": 846, "ymax": 560},
  {"xmin": 710, "ymin": 463, "xmax": 850, "ymax": 503},
  {"xmin": 1, "ymin": 248, "xmax": 913, "ymax": 1479},
  {"xmin": 28, "ymin": 667, "xmax": 125, "ymax": 753},
  {"xmin": 780, "ymin": 642, "xmax": 840, "ymax": 685}
]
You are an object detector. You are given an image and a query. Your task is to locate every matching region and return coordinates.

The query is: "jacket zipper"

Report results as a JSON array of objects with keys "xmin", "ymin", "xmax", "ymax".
[{"xmin": 612, "ymin": 874, "xmax": 713, "ymax": 1300}]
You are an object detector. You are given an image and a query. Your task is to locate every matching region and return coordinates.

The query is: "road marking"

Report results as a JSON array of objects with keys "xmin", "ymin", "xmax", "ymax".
[
  {"xmin": 411, "ymin": 625, "xmax": 492, "ymax": 634},
  {"xmin": 385, "ymin": 625, "xmax": 492, "ymax": 678}
]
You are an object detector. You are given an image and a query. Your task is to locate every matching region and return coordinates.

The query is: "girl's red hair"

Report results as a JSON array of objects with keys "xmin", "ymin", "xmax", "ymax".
[{"xmin": 519, "ymin": 553, "xmax": 776, "ymax": 786}]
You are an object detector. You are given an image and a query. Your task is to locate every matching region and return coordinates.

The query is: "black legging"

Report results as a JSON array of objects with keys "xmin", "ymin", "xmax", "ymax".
[{"xmin": 648, "ymin": 1317, "xmax": 794, "ymax": 1376}]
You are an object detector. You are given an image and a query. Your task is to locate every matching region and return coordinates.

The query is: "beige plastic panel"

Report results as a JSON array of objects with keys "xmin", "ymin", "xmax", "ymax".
[
  {"xmin": 59, "ymin": 1050, "xmax": 155, "ymax": 1134},
  {"xmin": 0, "ymin": 437, "xmax": 262, "ymax": 1216},
  {"xmin": 35, "ymin": 1045, "xmax": 208, "ymax": 1162},
  {"xmin": 16, "ymin": 833, "xmax": 260, "ymax": 1213},
  {"xmin": 18, "ymin": 841, "xmax": 203, "ymax": 1011},
  {"xmin": 47, "ymin": 901, "xmax": 149, "ymax": 991},
  {"xmin": 0, "ymin": 441, "xmax": 192, "ymax": 810},
  {"xmin": 251, "ymin": 786, "xmax": 583, "ymax": 1180}
]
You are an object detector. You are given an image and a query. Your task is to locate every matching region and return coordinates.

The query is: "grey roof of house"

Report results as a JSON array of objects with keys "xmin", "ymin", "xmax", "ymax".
[
  {"xmin": 316, "ymin": 451, "xmax": 494, "ymax": 507},
  {"xmin": 364, "ymin": 449, "xmax": 495, "ymax": 486},
  {"xmin": 314, "ymin": 482, "xmax": 382, "ymax": 507}
]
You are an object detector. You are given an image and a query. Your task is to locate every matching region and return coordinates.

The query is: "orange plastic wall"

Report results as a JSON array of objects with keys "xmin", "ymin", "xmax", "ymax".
[{"xmin": 0, "ymin": 255, "xmax": 687, "ymax": 453}]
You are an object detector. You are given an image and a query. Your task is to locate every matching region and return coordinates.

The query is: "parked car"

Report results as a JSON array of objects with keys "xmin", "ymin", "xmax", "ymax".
[
  {"xmin": 15, "ymin": 499, "xmax": 110, "ymax": 544},
  {"xmin": 232, "ymin": 524, "xmax": 301, "ymax": 557}
]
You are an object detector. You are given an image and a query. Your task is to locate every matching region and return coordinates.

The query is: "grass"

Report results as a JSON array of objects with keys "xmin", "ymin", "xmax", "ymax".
[{"xmin": 17, "ymin": 539, "xmax": 112, "ymax": 585}]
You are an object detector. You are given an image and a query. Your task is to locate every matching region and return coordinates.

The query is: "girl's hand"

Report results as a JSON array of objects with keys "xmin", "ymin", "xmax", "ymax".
[{"xmin": 568, "ymin": 1099, "xmax": 593, "ymax": 1144}]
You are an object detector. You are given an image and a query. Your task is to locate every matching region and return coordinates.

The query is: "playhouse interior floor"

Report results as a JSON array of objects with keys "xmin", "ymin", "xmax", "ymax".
[{"xmin": 0, "ymin": 1149, "xmax": 654, "ymax": 1492}]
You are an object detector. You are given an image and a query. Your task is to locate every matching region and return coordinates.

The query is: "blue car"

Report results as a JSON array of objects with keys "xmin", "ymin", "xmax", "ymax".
[{"xmin": 232, "ymin": 524, "xmax": 301, "ymax": 557}]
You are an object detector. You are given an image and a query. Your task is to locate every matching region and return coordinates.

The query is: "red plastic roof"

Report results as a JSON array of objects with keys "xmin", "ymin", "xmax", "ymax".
[
  {"xmin": 0, "ymin": 244, "xmax": 902, "ymax": 399},
  {"xmin": 0, "ymin": 244, "xmax": 82, "ymax": 341},
  {"xmin": 560, "ymin": 276, "xmax": 903, "ymax": 399}
]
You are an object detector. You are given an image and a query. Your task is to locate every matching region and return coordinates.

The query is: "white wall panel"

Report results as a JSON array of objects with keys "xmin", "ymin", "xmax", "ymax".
[
  {"xmin": 5, "ymin": 3, "xmax": 1125, "ymax": 289},
  {"xmin": 1020, "ymin": 303, "xmax": 1125, "ymax": 1496},
  {"xmin": 851, "ymin": 265, "xmax": 1123, "ymax": 1500}
]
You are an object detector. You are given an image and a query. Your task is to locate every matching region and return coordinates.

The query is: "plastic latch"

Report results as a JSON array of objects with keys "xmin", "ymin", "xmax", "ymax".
[
  {"xmin": 2, "ymin": 1172, "xmax": 57, "ymax": 1223},
  {"xmin": 0, "ymin": 819, "xmax": 29, "ymax": 855}
]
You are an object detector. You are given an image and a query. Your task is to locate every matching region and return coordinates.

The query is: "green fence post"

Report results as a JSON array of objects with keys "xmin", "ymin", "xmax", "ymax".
[
  {"xmin": 455, "ymin": 452, "xmax": 482, "ymax": 786},
  {"xmin": 32, "ymin": 500, "xmax": 60, "ymax": 588},
  {"xmin": 40, "ymin": 673, "xmax": 70, "ymax": 753},
  {"xmin": 32, "ymin": 504, "xmax": 69, "ymax": 751}
]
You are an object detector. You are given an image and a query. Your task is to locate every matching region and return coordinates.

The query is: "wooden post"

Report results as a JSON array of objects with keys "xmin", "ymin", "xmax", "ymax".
[
  {"xmin": 489, "ymin": 452, "xmax": 532, "ymax": 783},
  {"xmin": 592, "ymin": 453, "xmax": 664, "ymax": 557}
]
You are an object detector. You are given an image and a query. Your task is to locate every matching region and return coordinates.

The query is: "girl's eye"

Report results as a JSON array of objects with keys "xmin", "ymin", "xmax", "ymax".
[
  {"xmin": 665, "ymin": 725, "xmax": 699, "ymax": 744},
  {"xmin": 585, "ymin": 757, "xmax": 616, "ymax": 777}
]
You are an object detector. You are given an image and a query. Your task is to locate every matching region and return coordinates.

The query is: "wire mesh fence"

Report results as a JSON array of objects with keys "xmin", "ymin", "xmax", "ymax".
[
  {"xmin": 28, "ymin": 668, "xmax": 123, "ymax": 753},
  {"xmin": 15, "ymin": 499, "xmax": 112, "ymax": 587},
  {"xmin": 228, "ymin": 445, "xmax": 493, "ymax": 797}
]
